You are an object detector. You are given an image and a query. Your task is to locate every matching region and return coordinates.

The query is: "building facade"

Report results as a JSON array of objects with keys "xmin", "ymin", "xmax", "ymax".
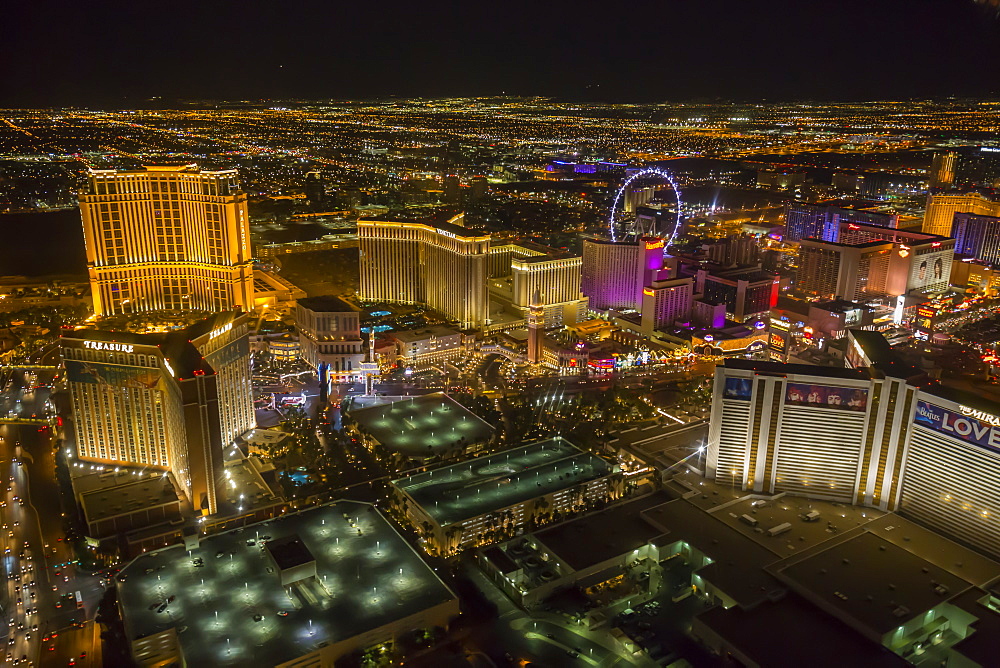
[
  {"xmin": 581, "ymin": 237, "xmax": 665, "ymax": 312},
  {"xmin": 706, "ymin": 347, "xmax": 1000, "ymax": 560},
  {"xmin": 696, "ymin": 268, "xmax": 778, "ymax": 323},
  {"xmin": 358, "ymin": 215, "xmax": 489, "ymax": 329},
  {"xmin": 784, "ymin": 202, "xmax": 898, "ymax": 242},
  {"xmin": 705, "ymin": 234, "xmax": 761, "ymax": 268},
  {"xmin": 951, "ymin": 145, "xmax": 1000, "ymax": 188},
  {"xmin": 488, "ymin": 243, "xmax": 588, "ymax": 328},
  {"xmin": 836, "ymin": 222, "xmax": 955, "ymax": 295},
  {"xmin": 796, "ymin": 239, "xmax": 895, "ymax": 301},
  {"xmin": 640, "ymin": 277, "xmax": 694, "ymax": 335},
  {"xmin": 79, "ymin": 165, "xmax": 255, "ymax": 317},
  {"xmin": 527, "ymin": 291, "xmax": 544, "ymax": 364},
  {"xmin": 390, "ymin": 326, "xmax": 465, "ymax": 367},
  {"xmin": 923, "ymin": 192, "xmax": 1000, "ymax": 237},
  {"xmin": 60, "ymin": 312, "xmax": 254, "ymax": 514},
  {"xmin": 950, "ymin": 259, "xmax": 1000, "ymax": 295},
  {"xmin": 295, "ymin": 295, "xmax": 366, "ymax": 380},
  {"xmin": 930, "ymin": 152, "xmax": 957, "ymax": 188},
  {"xmin": 511, "ymin": 255, "xmax": 581, "ymax": 310},
  {"xmin": 951, "ymin": 213, "xmax": 1000, "ymax": 265}
]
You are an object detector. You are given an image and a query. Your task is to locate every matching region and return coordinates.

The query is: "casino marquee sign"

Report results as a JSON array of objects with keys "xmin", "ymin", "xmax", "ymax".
[{"xmin": 914, "ymin": 401, "xmax": 1000, "ymax": 452}]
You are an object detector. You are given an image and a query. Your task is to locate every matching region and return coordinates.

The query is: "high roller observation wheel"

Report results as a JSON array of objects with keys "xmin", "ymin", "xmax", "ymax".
[{"xmin": 608, "ymin": 167, "xmax": 683, "ymax": 244}]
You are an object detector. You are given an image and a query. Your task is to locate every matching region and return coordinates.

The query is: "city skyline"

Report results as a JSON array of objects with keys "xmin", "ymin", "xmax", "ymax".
[{"xmin": 4, "ymin": 6, "xmax": 1000, "ymax": 661}]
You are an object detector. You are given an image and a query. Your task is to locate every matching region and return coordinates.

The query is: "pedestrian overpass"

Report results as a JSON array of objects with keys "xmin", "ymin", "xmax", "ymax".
[{"xmin": 478, "ymin": 344, "xmax": 525, "ymax": 363}]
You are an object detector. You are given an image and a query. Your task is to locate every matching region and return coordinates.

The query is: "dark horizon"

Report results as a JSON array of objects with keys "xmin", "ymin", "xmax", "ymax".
[
  {"xmin": 4, "ymin": 0, "xmax": 1000, "ymax": 107},
  {"xmin": 6, "ymin": 94, "xmax": 1000, "ymax": 112}
]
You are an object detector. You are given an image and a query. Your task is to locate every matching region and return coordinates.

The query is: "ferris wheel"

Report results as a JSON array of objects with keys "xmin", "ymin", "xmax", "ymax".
[{"xmin": 608, "ymin": 167, "xmax": 683, "ymax": 243}]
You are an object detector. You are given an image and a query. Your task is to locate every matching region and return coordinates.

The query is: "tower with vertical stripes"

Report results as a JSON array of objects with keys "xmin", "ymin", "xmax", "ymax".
[{"xmin": 79, "ymin": 165, "xmax": 254, "ymax": 317}]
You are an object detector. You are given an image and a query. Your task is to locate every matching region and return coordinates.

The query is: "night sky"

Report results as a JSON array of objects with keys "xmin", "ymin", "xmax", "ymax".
[{"xmin": 3, "ymin": 0, "xmax": 1000, "ymax": 106}]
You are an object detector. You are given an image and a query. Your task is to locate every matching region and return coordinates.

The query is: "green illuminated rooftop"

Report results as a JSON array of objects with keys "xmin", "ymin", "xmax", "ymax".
[
  {"xmin": 349, "ymin": 392, "xmax": 495, "ymax": 458},
  {"xmin": 392, "ymin": 438, "xmax": 617, "ymax": 527}
]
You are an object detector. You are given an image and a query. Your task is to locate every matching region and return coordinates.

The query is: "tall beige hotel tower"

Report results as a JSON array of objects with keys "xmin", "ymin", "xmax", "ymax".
[
  {"xmin": 80, "ymin": 165, "xmax": 254, "ymax": 316},
  {"xmin": 359, "ymin": 214, "xmax": 489, "ymax": 329}
]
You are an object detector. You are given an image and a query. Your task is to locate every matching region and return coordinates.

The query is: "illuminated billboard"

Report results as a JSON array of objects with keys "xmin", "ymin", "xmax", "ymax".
[
  {"xmin": 65, "ymin": 359, "xmax": 164, "ymax": 391},
  {"xmin": 769, "ymin": 332, "xmax": 787, "ymax": 353},
  {"xmin": 907, "ymin": 247, "xmax": 952, "ymax": 291},
  {"xmin": 785, "ymin": 383, "xmax": 868, "ymax": 412},
  {"xmin": 723, "ymin": 377, "xmax": 752, "ymax": 400},
  {"xmin": 915, "ymin": 305, "xmax": 936, "ymax": 334},
  {"xmin": 914, "ymin": 401, "xmax": 1000, "ymax": 453}
]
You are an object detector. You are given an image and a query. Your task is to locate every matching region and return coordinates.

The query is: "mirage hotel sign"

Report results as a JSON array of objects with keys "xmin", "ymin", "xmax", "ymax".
[
  {"xmin": 915, "ymin": 401, "xmax": 1000, "ymax": 452},
  {"xmin": 960, "ymin": 405, "xmax": 1000, "ymax": 427}
]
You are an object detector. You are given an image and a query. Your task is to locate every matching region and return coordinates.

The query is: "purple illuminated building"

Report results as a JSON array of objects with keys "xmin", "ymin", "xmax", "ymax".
[{"xmin": 581, "ymin": 236, "xmax": 667, "ymax": 311}]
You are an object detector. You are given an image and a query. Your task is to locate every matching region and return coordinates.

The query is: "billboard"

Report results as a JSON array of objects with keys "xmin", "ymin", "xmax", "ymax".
[
  {"xmin": 785, "ymin": 383, "xmax": 868, "ymax": 412},
  {"xmin": 769, "ymin": 332, "xmax": 787, "ymax": 353},
  {"xmin": 722, "ymin": 377, "xmax": 752, "ymax": 400},
  {"xmin": 908, "ymin": 247, "xmax": 952, "ymax": 291},
  {"xmin": 914, "ymin": 401, "xmax": 1000, "ymax": 453},
  {"xmin": 65, "ymin": 359, "xmax": 164, "ymax": 391},
  {"xmin": 915, "ymin": 306, "xmax": 936, "ymax": 334}
]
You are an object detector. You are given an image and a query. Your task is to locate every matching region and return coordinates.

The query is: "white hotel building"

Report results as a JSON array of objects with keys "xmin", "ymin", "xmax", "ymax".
[{"xmin": 707, "ymin": 334, "xmax": 1000, "ymax": 558}]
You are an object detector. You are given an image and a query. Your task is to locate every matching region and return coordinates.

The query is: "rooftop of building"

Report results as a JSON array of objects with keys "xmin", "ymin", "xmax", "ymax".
[
  {"xmin": 641, "ymin": 499, "xmax": 784, "ymax": 609},
  {"xmin": 392, "ymin": 438, "xmax": 616, "ymax": 527},
  {"xmin": 218, "ymin": 452, "xmax": 281, "ymax": 513},
  {"xmin": 812, "ymin": 299, "xmax": 872, "ymax": 313},
  {"xmin": 849, "ymin": 329, "xmax": 895, "ymax": 362},
  {"xmin": 532, "ymin": 491, "xmax": 675, "ymax": 572},
  {"xmin": 78, "ymin": 471, "xmax": 181, "ymax": 523},
  {"xmin": 703, "ymin": 267, "xmax": 776, "ymax": 283},
  {"xmin": 265, "ymin": 535, "xmax": 315, "ymax": 570},
  {"xmin": 360, "ymin": 213, "xmax": 487, "ymax": 239},
  {"xmin": 695, "ymin": 322, "xmax": 758, "ymax": 341},
  {"xmin": 724, "ymin": 358, "xmax": 873, "ymax": 381},
  {"xmin": 581, "ymin": 235, "xmax": 642, "ymax": 247},
  {"xmin": 252, "ymin": 270, "xmax": 304, "ymax": 297},
  {"xmin": 241, "ymin": 428, "xmax": 291, "ymax": 448},
  {"xmin": 390, "ymin": 325, "xmax": 462, "ymax": 342},
  {"xmin": 696, "ymin": 594, "xmax": 907, "ymax": 668},
  {"xmin": 349, "ymin": 392, "xmax": 494, "ymax": 458},
  {"xmin": 296, "ymin": 295, "xmax": 356, "ymax": 313},
  {"xmin": 799, "ymin": 198, "xmax": 895, "ymax": 212},
  {"xmin": 513, "ymin": 253, "xmax": 578, "ymax": 265},
  {"xmin": 493, "ymin": 240, "xmax": 565, "ymax": 257},
  {"xmin": 860, "ymin": 514, "xmax": 1000, "ymax": 589},
  {"xmin": 62, "ymin": 311, "xmax": 246, "ymax": 380},
  {"xmin": 118, "ymin": 501, "xmax": 457, "ymax": 667},
  {"xmin": 800, "ymin": 238, "xmax": 894, "ymax": 249},
  {"xmin": 481, "ymin": 545, "xmax": 519, "ymax": 575},
  {"xmin": 89, "ymin": 164, "xmax": 232, "ymax": 175},
  {"xmin": 844, "ymin": 223, "xmax": 953, "ymax": 243},
  {"xmin": 841, "ymin": 329, "xmax": 923, "ymax": 381},
  {"xmin": 945, "ymin": 587, "xmax": 1000, "ymax": 666},
  {"xmin": 955, "ymin": 255, "xmax": 1000, "ymax": 269},
  {"xmin": 776, "ymin": 531, "xmax": 973, "ymax": 636},
  {"xmin": 773, "ymin": 295, "xmax": 813, "ymax": 317}
]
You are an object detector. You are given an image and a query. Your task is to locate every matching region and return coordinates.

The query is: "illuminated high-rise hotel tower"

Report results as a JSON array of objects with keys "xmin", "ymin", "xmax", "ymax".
[
  {"xmin": 358, "ymin": 214, "xmax": 489, "ymax": 329},
  {"xmin": 60, "ymin": 312, "xmax": 254, "ymax": 515},
  {"xmin": 581, "ymin": 236, "xmax": 666, "ymax": 312},
  {"xmin": 79, "ymin": 165, "xmax": 255, "ymax": 316}
]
